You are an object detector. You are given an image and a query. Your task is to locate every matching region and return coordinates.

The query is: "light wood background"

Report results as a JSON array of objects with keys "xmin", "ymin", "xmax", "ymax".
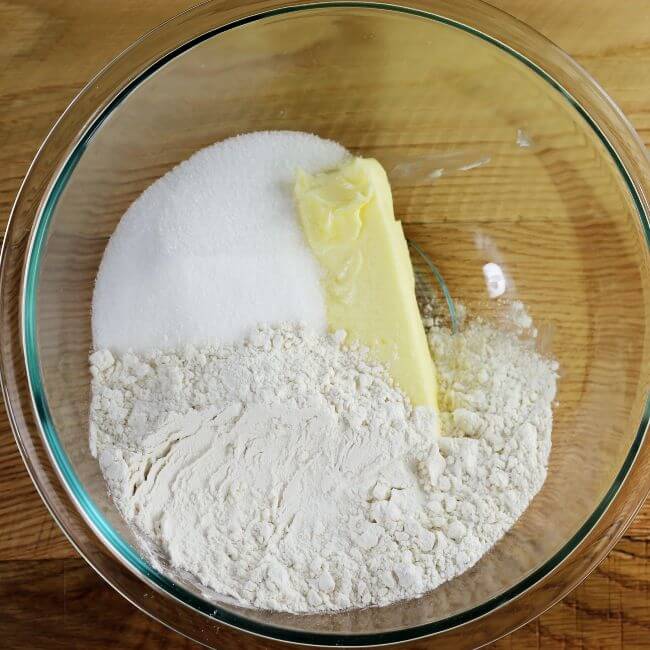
[{"xmin": 1, "ymin": 1, "xmax": 650, "ymax": 648}]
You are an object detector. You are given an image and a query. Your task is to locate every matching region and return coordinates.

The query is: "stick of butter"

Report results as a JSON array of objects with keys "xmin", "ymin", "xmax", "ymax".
[{"xmin": 295, "ymin": 156, "xmax": 438, "ymax": 411}]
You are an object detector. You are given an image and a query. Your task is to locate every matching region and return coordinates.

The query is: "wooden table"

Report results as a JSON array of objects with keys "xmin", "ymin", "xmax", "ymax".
[{"xmin": 1, "ymin": 1, "xmax": 649, "ymax": 647}]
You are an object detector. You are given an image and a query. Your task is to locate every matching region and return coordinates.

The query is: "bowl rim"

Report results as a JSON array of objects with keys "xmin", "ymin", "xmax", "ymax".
[{"xmin": 3, "ymin": 0, "xmax": 650, "ymax": 647}]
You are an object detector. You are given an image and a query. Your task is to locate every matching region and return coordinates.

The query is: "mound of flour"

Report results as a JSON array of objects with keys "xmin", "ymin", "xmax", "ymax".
[{"xmin": 90, "ymin": 318, "xmax": 557, "ymax": 613}]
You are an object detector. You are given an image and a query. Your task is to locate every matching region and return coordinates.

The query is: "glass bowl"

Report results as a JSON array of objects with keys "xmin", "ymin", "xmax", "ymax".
[{"xmin": 2, "ymin": 0, "xmax": 649, "ymax": 647}]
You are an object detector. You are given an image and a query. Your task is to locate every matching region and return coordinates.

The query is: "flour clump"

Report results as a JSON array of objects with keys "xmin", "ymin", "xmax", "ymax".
[{"xmin": 90, "ymin": 317, "xmax": 557, "ymax": 613}]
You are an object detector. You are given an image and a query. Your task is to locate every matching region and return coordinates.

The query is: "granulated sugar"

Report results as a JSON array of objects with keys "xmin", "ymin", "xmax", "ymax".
[
  {"xmin": 90, "ymin": 317, "xmax": 557, "ymax": 613},
  {"xmin": 92, "ymin": 132, "xmax": 348, "ymax": 353}
]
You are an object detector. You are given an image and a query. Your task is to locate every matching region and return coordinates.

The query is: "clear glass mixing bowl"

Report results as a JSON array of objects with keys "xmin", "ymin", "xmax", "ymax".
[{"xmin": 2, "ymin": 0, "xmax": 649, "ymax": 647}]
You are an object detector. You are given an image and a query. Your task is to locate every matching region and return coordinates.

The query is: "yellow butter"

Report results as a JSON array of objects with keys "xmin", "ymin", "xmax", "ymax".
[{"xmin": 295, "ymin": 157, "xmax": 438, "ymax": 411}]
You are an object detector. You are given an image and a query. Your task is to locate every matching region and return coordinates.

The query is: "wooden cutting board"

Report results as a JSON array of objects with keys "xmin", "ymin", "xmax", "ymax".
[{"xmin": 1, "ymin": 1, "xmax": 649, "ymax": 647}]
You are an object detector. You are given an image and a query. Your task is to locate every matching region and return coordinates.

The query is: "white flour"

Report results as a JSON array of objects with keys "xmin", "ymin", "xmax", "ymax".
[{"xmin": 90, "ymin": 316, "xmax": 557, "ymax": 613}]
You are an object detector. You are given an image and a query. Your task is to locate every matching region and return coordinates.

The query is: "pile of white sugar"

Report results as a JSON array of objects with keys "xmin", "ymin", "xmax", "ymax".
[
  {"xmin": 93, "ymin": 132, "xmax": 347, "ymax": 353},
  {"xmin": 90, "ymin": 131, "xmax": 558, "ymax": 613}
]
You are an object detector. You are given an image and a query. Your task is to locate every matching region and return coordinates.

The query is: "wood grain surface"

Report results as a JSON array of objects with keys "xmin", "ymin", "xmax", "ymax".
[{"xmin": 1, "ymin": 1, "xmax": 649, "ymax": 648}]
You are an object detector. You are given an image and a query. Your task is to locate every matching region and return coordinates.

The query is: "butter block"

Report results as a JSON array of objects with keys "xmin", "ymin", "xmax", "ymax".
[{"xmin": 295, "ymin": 157, "xmax": 438, "ymax": 411}]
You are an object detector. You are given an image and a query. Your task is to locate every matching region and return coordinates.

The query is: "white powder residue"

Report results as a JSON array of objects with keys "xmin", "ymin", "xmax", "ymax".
[
  {"xmin": 90, "ymin": 317, "xmax": 557, "ymax": 613},
  {"xmin": 92, "ymin": 132, "xmax": 348, "ymax": 354},
  {"xmin": 508, "ymin": 300, "xmax": 533, "ymax": 332}
]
